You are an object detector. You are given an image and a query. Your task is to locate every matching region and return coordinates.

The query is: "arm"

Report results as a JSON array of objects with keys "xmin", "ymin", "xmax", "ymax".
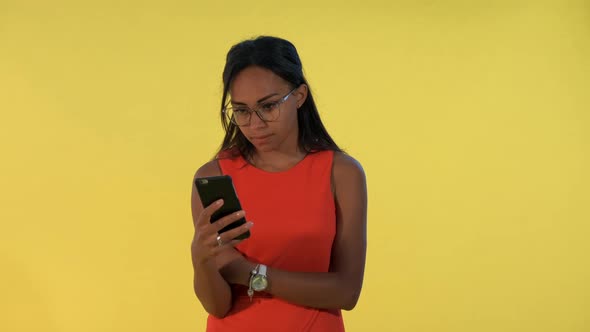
[
  {"xmin": 191, "ymin": 160, "xmax": 251, "ymax": 318},
  {"xmin": 221, "ymin": 153, "xmax": 368, "ymax": 310}
]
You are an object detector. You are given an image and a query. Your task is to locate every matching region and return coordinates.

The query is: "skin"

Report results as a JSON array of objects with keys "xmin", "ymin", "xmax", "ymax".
[{"xmin": 191, "ymin": 66, "xmax": 367, "ymax": 318}]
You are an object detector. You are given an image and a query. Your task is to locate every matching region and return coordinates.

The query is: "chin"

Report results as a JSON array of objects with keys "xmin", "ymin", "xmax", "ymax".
[{"xmin": 254, "ymin": 143, "xmax": 275, "ymax": 152}]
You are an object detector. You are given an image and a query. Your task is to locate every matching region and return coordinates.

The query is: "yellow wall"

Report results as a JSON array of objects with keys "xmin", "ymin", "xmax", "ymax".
[{"xmin": 1, "ymin": 1, "xmax": 588, "ymax": 331}]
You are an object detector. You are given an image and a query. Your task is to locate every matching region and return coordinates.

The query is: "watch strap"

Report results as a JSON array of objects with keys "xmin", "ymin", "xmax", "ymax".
[
  {"xmin": 247, "ymin": 264, "xmax": 260, "ymax": 302},
  {"xmin": 258, "ymin": 264, "xmax": 267, "ymax": 277}
]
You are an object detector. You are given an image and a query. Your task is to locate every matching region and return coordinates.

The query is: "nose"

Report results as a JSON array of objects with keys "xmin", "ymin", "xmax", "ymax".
[{"xmin": 249, "ymin": 111, "xmax": 267, "ymax": 129}]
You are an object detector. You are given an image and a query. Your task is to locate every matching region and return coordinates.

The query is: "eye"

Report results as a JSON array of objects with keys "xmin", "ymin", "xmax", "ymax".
[
  {"xmin": 260, "ymin": 102, "xmax": 278, "ymax": 112},
  {"xmin": 233, "ymin": 108, "xmax": 249, "ymax": 114}
]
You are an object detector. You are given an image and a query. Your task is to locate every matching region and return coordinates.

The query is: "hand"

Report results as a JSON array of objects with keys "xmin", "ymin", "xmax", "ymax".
[{"xmin": 191, "ymin": 199, "xmax": 253, "ymax": 266}]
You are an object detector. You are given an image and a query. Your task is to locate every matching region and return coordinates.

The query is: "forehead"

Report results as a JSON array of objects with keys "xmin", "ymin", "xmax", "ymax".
[{"xmin": 230, "ymin": 66, "xmax": 289, "ymax": 101}]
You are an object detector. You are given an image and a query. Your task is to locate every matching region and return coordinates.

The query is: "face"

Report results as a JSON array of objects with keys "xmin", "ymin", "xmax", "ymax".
[{"xmin": 229, "ymin": 66, "xmax": 306, "ymax": 153}]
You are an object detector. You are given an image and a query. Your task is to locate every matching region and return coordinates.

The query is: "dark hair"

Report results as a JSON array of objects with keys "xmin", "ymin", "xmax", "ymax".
[{"xmin": 216, "ymin": 36, "xmax": 342, "ymax": 160}]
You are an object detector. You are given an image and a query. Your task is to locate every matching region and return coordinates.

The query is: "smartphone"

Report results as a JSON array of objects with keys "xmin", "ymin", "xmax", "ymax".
[{"xmin": 194, "ymin": 175, "xmax": 250, "ymax": 240}]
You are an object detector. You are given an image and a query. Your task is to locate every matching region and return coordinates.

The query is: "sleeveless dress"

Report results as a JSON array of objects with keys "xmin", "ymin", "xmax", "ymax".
[{"xmin": 206, "ymin": 149, "xmax": 345, "ymax": 332}]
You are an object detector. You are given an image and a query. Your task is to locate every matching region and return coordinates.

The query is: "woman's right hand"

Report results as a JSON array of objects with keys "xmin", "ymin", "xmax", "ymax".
[{"xmin": 191, "ymin": 199, "xmax": 253, "ymax": 266}]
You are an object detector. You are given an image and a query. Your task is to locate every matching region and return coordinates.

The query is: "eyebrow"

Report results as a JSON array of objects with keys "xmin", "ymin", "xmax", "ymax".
[{"xmin": 231, "ymin": 93, "xmax": 279, "ymax": 105}]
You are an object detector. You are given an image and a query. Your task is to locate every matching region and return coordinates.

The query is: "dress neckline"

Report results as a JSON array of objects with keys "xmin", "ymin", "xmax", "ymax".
[{"xmin": 239, "ymin": 152, "xmax": 312, "ymax": 175}]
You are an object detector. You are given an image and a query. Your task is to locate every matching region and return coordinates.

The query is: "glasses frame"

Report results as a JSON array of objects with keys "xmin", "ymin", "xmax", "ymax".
[{"xmin": 223, "ymin": 87, "xmax": 298, "ymax": 127}]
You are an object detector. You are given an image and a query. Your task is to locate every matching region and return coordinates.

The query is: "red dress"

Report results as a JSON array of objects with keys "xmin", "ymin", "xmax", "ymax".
[{"xmin": 206, "ymin": 149, "xmax": 345, "ymax": 332}]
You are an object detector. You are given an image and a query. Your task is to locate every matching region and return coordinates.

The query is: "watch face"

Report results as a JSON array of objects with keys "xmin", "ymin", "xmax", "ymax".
[{"xmin": 252, "ymin": 275, "xmax": 268, "ymax": 291}]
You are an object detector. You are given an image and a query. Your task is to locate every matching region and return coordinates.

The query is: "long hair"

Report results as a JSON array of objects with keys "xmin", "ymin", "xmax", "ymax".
[{"xmin": 216, "ymin": 36, "xmax": 342, "ymax": 160}]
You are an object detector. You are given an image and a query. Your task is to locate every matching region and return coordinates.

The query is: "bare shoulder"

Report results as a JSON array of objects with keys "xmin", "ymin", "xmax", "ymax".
[
  {"xmin": 331, "ymin": 151, "xmax": 367, "ymax": 197},
  {"xmin": 193, "ymin": 159, "xmax": 222, "ymax": 179},
  {"xmin": 333, "ymin": 151, "xmax": 366, "ymax": 182}
]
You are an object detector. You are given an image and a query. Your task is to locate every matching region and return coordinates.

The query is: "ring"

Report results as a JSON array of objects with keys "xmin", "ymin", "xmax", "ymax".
[{"xmin": 216, "ymin": 234, "xmax": 223, "ymax": 246}]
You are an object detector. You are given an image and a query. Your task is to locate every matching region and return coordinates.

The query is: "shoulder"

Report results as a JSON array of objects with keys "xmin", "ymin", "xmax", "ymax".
[
  {"xmin": 193, "ymin": 159, "xmax": 222, "ymax": 179},
  {"xmin": 332, "ymin": 151, "xmax": 365, "ymax": 180},
  {"xmin": 331, "ymin": 151, "xmax": 367, "ymax": 193}
]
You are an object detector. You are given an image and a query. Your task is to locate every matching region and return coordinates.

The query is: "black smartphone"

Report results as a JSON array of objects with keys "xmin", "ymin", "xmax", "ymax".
[{"xmin": 194, "ymin": 175, "xmax": 250, "ymax": 240}]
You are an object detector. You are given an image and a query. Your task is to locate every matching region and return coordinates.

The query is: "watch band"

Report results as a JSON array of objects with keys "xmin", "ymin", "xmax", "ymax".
[
  {"xmin": 258, "ymin": 264, "xmax": 267, "ymax": 278},
  {"xmin": 247, "ymin": 264, "xmax": 260, "ymax": 302}
]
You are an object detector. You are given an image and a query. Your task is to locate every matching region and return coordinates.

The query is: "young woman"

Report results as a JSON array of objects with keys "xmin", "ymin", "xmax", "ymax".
[{"xmin": 190, "ymin": 36, "xmax": 367, "ymax": 331}]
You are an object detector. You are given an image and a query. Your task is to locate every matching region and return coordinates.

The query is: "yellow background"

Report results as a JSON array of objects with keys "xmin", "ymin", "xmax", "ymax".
[{"xmin": 1, "ymin": 1, "xmax": 588, "ymax": 331}]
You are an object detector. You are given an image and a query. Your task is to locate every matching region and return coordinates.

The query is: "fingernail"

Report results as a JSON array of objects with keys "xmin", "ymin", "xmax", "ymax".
[
  {"xmin": 217, "ymin": 199, "xmax": 224, "ymax": 205},
  {"xmin": 236, "ymin": 211, "xmax": 244, "ymax": 217},
  {"xmin": 246, "ymin": 222, "xmax": 254, "ymax": 228}
]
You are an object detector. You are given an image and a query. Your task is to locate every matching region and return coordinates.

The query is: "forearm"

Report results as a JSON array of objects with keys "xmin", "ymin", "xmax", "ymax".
[
  {"xmin": 192, "ymin": 254, "xmax": 232, "ymax": 318},
  {"xmin": 267, "ymin": 267, "xmax": 359, "ymax": 310},
  {"xmin": 226, "ymin": 261, "xmax": 360, "ymax": 310}
]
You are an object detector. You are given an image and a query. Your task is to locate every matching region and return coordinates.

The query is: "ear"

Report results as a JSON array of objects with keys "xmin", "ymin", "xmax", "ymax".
[{"xmin": 295, "ymin": 84, "xmax": 308, "ymax": 109}]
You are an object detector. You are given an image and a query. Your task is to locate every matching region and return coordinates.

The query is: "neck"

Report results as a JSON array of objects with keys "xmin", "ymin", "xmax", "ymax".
[
  {"xmin": 251, "ymin": 131, "xmax": 305, "ymax": 169},
  {"xmin": 253, "ymin": 148, "xmax": 305, "ymax": 164},
  {"xmin": 251, "ymin": 122, "xmax": 306, "ymax": 168}
]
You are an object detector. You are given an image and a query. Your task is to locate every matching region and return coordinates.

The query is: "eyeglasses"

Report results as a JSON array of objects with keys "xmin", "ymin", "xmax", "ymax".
[{"xmin": 223, "ymin": 88, "xmax": 297, "ymax": 127}]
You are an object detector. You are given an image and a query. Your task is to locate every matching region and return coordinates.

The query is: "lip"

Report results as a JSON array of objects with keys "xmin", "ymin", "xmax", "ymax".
[{"xmin": 250, "ymin": 134, "xmax": 273, "ymax": 142}]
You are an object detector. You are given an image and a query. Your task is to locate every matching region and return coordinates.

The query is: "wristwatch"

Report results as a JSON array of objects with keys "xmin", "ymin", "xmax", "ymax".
[{"xmin": 248, "ymin": 264, "xmax": 269, "ymax": 301}]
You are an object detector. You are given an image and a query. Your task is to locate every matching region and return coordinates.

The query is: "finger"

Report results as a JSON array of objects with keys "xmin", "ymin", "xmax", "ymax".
[
  {"xmin": 213, "ymin": 210, "xmax": 246, "ymax": 233},
  {"xmin": 212, "ymin": 239, "xmax": 245, "ymax": 255},
  {"xmin": 217, "ymin": 221, "xmax": 253, "ymax": 243},
  {"xmin": 224, "ymin": 239, "xmax": 244, "ymax": 247},
  {"xmin": 197, "ymin": 199, "xmax": 224, "ymax": 227}
]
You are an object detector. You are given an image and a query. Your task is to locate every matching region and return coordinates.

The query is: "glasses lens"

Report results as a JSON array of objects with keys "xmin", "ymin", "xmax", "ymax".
[
  {"xmin": 258, "ymin": 103, "xmax": 281, "ymax": 122},
  {"xmin": 226, "ymin": 107, "xmax": 250, "ymax": 126},
  {"xmin": 225, "ymin": 101, "xmax": 283, "ymax": 126}
]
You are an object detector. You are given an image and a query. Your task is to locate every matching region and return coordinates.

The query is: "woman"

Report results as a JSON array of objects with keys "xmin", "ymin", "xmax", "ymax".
[{"xmin": 190, "ymin": 36, "xmax": 367, "ymax": 331}]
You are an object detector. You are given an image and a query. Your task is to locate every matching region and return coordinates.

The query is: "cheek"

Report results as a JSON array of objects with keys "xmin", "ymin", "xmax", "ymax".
[
  {"xmin": 270, "ymin": 116, "xmax": 294, "ymax": 139},
  {"xmin": 280, "ymin": 108, "xmax": 299, "ymax": 130},
  {"xmin": 237, "ymin": 127, "xmax": 254, "ymax": 141}
]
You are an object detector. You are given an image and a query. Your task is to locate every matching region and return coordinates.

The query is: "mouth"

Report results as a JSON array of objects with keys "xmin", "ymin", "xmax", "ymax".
[{"xmin": 250, "ymin": 134, "xmax": 273, "ymax": 143}]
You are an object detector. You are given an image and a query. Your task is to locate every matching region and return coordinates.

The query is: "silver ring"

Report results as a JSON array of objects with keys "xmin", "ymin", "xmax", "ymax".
[{"xmin": 216, "ymin": 234, "xmax": 223, "ymax": 246}]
